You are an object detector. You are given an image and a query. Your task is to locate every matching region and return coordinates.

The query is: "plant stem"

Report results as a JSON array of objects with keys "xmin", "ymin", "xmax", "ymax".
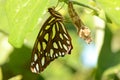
[{"xmin": 72, "ymin": 1, "xmax": 99, "ymax": 12}]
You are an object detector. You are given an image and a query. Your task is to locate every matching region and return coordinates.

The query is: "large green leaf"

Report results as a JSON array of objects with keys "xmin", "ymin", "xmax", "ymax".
[
  {"xmin": 96, "ymin": 25, "xmax": 120, "ymax": 80},
  {"xmin": 5, "ymin": 0, "xmax": 49, "ymax": 48},
  {"xmin": 0, "ymin": 0, "xmax": 9, "ymax": 33},
  {"xmin": 96, "ymin": 0, "xmax": 120, "ymax": 26}
]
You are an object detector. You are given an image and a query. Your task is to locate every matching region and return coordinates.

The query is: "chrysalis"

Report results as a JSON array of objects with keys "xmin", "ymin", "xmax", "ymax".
[{"xmin": 68, "ymin": 1, "xmax": 92, "ymax": 44}]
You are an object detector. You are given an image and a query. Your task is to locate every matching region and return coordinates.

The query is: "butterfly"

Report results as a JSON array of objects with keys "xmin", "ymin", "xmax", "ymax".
[
  {"xmin": 68, "ymin": 1, "xmax": 92, "ymax": 44},
  {"xmin": 30, "ymin": 7, "xmax": 73, "ymax": 73}
]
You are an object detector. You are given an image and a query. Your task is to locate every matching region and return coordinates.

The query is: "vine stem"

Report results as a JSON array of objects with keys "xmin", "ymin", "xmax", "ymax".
[
  {"xmin": 72, "ymin": 1, "xmax": 99, "ymax": 12},
  {"xmin": 61, "ymin": 0, "xmax": 99, "ymax": 12}
]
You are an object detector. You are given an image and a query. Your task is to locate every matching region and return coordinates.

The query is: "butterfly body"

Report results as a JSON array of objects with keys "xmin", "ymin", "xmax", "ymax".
[{"xmin": 30, "ymin": 7, "xmax": 73, "ymax": 73}]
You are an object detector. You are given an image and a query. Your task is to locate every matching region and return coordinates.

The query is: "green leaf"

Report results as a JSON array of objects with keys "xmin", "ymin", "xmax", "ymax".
[
  {"xmin": 95, "ymin": 25, "xmax": 120, "ymax": 80},
  {"xmin": 0, "ymin": 67, "xmax": 2, "ymax": 80},
  {"xmin": 96, "ymin": 0, "xmax": 120, "ymax": 26},
  {"xmin": 5, "ymin": 0, "xmax": 49, "ymax": 48},
  {"xmin": 0, "ymin": 0, "xmax": 9, "ymax": 33},
  {"xmin": 102, "ymin": 64, "xmax": 120, "ymax": 80}
]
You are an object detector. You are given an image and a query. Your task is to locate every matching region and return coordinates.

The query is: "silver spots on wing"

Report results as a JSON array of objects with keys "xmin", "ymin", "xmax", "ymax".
[
  {"xmin": 63, "ymin": 33, "xmax": 69, "ymax": 39},
  {"xmin": 59, "ymin": 52, "xmax": 62, "ymax": 56},
  {"xmin": 62, "ymin": 52, "xmax": 65, "ymax": 56},
  {"xmin": 30, "ymin": 62, "xmax": 38, "ymax": 73},
  {"xmin": 55, "ymin": 53, "xmax": 58, "ymax": 57},
  {"xmin": 50, "ymin": 49, "xmax": 54, "ymax": 57},
  {"xmin": 63, "ymin": 44, "xmax": 68, "ymax": 51},
  {"xmin": 36, "ymin": 63, "xmax": 39, "ymax": 72},
  {"xmin": 34, "ymin": 53, "xmax": 38, "ymax": 61},
  {"xmin": 41, "ymin": 57, "xmax": 45, "ymax": 66},
  {"xmin": 31, "ymin": 67, "xmax": 37, "ymax": 73},
  {"xmin": 66, "ymin": 40, "xmax": 70, "ymax": 44},
  {"xmin": 31, "ymin": 62, "xmax": 34, "ymax": 66}
]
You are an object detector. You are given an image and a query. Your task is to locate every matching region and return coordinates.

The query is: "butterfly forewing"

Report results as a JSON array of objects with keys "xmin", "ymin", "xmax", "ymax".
[{"xmin": 30, "ymin": 7, "xmax": 73, "ymax": 73}]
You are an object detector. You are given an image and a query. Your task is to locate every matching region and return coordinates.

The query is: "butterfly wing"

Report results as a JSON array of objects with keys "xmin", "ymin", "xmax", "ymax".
[{"xmin": 30, "ymin": 16, "xmax": 73, "ymax": 73}]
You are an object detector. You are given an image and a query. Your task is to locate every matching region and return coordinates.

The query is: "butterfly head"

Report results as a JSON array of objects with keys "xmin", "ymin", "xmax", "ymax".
[{"xmin": 48, "ymin": 7, "xmax": 63, "ymax": 18}]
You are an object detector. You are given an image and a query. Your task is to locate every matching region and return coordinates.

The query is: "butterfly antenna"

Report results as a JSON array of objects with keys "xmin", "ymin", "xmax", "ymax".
[{"xmin": 55, "ymin": 0, "xmax": 59, "ymax": 9}]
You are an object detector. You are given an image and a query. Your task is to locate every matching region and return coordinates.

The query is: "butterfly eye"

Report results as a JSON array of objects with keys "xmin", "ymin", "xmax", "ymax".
[{"xmin": 30, "ymin": 7, "xmax": 73, "ymax": 73}]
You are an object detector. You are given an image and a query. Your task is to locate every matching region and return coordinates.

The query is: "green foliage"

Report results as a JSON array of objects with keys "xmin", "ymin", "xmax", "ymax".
[
  {"xmin": 96, "ymin": 0, "xmax": 120, "ymax": 26},
  {"xmin": 5, "ymin": 0, "xmax": 49, "ymax": 48},
  {"xmin": 95, "ymin": 0, "xmax": 120, "ymax": 80},
  {"xmin": 0, "ymin": 0, "xmax": 120, "ymax": 80},
  {"xmin": 0, "ymin": 68, "xmax": 2, "ymax": 80},
  {"xmin": 96, "ymin": 25, "xmax": 120, "ymax": 80}
]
